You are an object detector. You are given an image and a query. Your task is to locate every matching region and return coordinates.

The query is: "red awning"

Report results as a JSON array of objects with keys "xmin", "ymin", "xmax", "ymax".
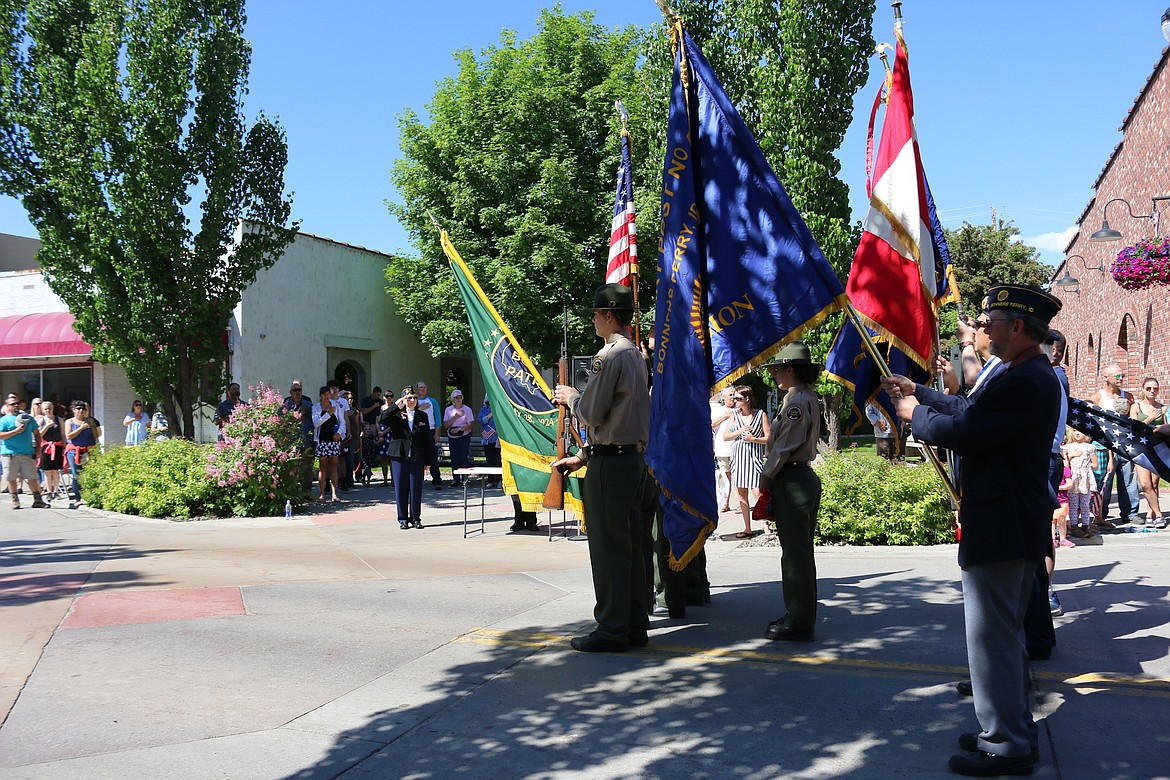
[{"xmin": 0, "ymin": 312, "xmax": 93, "ymax": 359}]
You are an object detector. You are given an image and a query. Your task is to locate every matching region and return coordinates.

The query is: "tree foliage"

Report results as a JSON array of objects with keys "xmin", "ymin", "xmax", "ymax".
[
  {"xmin": 389, "ymin": 8, "xmax": 651, "ymax": 364},
  {"xmin": 0, "ymin": 0, "xmax": 296, "ymax": 437},
  {"xmin": 943, "ymin": 219, "xmax": 1053, "ymax": 320}
]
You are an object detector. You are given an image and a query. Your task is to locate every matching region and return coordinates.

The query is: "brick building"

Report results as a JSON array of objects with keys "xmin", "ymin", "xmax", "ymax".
[{"xmin": 1052, "ymin": 47, "xmax": 1170, "ymax": 399}]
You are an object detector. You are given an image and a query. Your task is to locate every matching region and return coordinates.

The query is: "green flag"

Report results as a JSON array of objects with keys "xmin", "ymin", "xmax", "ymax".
[{"xmin": 440, "ymin": 229, "xmax": 585, "ymax": 519}]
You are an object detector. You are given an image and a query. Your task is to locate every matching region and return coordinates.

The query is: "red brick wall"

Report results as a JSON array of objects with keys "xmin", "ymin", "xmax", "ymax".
[{"xmin": 1051, "ymin": 52, "xmax": 1170, "ymax": 400}]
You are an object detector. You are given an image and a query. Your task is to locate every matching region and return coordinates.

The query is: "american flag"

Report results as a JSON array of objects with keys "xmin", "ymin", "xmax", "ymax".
[
  {"xmin": 1067, "ymin": 397, "xmax": 1170, "ymax": 480},
  {"xmin": 605, "ymin": 129, "xmax": 637, "ymax": 287}
]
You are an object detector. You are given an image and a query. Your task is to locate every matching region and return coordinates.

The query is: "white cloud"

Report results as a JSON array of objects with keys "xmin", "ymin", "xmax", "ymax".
[{"xmin": 1022, "ymin": 226, "xmax": 1078, "ymax": 253}]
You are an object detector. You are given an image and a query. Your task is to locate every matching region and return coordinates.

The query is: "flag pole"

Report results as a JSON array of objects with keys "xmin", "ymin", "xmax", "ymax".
[{"xmin": 843, "ymin": 303, "xmax": 961, "ymax": 507}]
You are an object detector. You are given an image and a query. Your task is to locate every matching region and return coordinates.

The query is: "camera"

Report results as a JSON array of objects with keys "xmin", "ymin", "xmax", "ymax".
[{"xmin": 16, "ymin": 412, "xmax": 33, "ymax": 425}]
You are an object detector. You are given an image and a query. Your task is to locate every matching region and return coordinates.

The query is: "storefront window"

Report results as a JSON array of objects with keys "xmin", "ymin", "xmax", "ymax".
[
  {"xmin": 0, "ymin": 367, "xmax": 90, "ymax": 412},
  {"xmin": 0, "ymin": 369, "xmax": 41, "ymax": 404},
  {"xmin": 42, "ymin": 368, "xmax": 91, "ymax": 409}
]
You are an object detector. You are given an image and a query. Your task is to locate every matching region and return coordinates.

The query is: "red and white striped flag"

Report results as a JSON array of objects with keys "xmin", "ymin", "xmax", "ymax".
[
  {"xmin": 845, "ymin": 30, "xmax": 937, "ymax": 370},
  {"xmin": 605, "ymin": 130, "xmax": 637, "ymax": 287}
]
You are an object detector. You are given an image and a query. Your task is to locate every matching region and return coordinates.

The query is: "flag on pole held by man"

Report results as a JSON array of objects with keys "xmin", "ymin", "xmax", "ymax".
[
  {"xmin": 605, "ymin": 127, "xmax": 638, "ymax": 288},
  {"xmin": 826, "ymin": 26, "xmax": 957, "ymax": 435},
  {"xmin": 439, "ymin": 229, "xmax": 585, "ymax": 517},
  {"xmin": 842, "ymin": 29, "xmax": 944, "ymax": 371},
  {"xmin": 1067, "ymin": 398, "xmax": 1170, "ymax": 481},
  {"xmin": 649, "ymin": 21, "xmax": 847, "ymax": 570}
]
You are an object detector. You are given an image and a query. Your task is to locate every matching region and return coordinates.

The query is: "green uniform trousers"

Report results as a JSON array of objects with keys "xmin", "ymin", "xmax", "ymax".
[
  {"xmin": 772, "ymin": 464, "xmax": 822, "ymax": 633},
  {"xmin": 583, "ymin": 451, "xmax": 648, "ymax": 642},
  {"xmin": 641, "ymin": 472, "xmax": 686, "ymax": 612}
]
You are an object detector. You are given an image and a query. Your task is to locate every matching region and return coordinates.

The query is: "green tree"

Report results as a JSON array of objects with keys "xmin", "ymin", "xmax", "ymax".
[
  {"xmin": 944, "ymin": 219, "xmax": 1053, "ymax": 326},
  {"xmin": 389, "ymin": 8, "xmax": 651, "ymax": 364},
  {"xmin": 0, "ymin": 0, "xmax": 296, "ymax": 437}
]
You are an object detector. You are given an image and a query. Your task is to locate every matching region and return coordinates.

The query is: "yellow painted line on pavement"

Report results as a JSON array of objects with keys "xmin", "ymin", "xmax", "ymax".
[{"xmin": 457, "ymin": 628, "xmax": 1170, "ymax": 697}]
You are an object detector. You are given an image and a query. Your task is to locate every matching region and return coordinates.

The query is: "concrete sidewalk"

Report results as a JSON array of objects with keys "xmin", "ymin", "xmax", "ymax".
[{"xmin": 1, "ymin": 482, "xmax": 1169, "ymax": 779}]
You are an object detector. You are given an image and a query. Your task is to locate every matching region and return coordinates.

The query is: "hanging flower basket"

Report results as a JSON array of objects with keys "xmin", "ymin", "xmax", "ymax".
[{"xmin": 1111, "ymin": 237, "xmax": 1170, "ymax": 290}]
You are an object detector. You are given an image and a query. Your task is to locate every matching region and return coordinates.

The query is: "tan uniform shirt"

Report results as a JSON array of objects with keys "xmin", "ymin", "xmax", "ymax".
[
  {"xmin": 761, "ymin": 384, "xmax": 819, "ymax": 484},
  {"xmin": 565, "ymin": 333, "xmax": 650, "ymax": 450}
]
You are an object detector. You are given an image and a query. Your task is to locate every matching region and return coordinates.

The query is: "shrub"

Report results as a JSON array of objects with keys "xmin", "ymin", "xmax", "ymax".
[
  {"xmin": 81, "ymin": 438, "xmax": 215, "ymax": 518},
  {"xmin": 815, "ymin": 449, "xmax": 955, "ymax": 545},
  {"xmin": 205, "ymin": 383, "xmax": 305, "ymax": 517}
]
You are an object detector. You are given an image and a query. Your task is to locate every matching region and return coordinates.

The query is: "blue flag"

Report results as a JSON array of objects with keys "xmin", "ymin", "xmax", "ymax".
[
  {"xmin": 824, "ymin": 322, "xmax": 929, "ymax": 436},
  {"xmin": 649, "ymin": 24, "xmax": 848, "ymax": 570}
]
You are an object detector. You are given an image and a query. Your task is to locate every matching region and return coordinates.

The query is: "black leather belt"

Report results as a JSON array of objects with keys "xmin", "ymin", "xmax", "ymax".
[
  {"xmin": 586, "ymin": 443, "xmax": 646, "ymax": 457},
  {"xmin": 782, "ymin": 461, "xmax": 810, "ymax": 469}
]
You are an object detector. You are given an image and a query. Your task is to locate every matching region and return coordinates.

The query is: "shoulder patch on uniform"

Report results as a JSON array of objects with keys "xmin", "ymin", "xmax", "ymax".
[
  {"xmin": 591, "ymin": 357, "xmax": 603, "ymax": 375},
  {"xmin": 785, "ymin": 406, "xmax": 803, "ymax": 421}
]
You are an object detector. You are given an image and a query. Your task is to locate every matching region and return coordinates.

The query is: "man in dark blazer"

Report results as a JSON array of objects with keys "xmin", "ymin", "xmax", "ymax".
[
  {"xmin": 883, "ymin": 284, "xmax": 1062, "ymax": 777},
  {"xmin": 382, "ymin": 386, "xmax": 432, "ymax": 529}
]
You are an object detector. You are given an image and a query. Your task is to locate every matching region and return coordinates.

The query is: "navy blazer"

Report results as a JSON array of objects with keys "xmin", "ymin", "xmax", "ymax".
[
  {"xmin": 911, "ymin": 352, "xmax": 1059, "ymax": 568},
  {"xmin": 381, "ymin": 406, "xmax": 431, "ymax": 462}
]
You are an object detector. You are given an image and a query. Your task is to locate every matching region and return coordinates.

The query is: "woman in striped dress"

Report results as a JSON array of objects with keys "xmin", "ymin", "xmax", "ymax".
[{"xmin": 724, "ymin": 385, "xmax": 770, "ymax": 538}]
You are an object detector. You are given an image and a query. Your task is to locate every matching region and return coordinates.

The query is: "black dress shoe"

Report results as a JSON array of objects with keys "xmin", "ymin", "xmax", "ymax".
[
  {"xmin": 764, "ymin": 620, "xmax": 814, "ymax": 642},
  {"xmin": 948, "ymin": 751, "xmax": 1034, "ymax": 776},
  {"xmin": 628, "ymin": 629, "xmax": 649, "ymax": 648},
  {"xmin": 509, "ymin": 520, "xmax": 526, "ymax": 532},
  {"xmin": 956, "ymin": 679, "xmax": 973, "ymax": 696},
  {"xmin": 570, "ymin": 632, "xmax": 629, "ymax": 653},
  {"xmin": 413, "ymin": 520, "xmax": 423, "ymax": 529},
  {"xmin": 958, "ymin": 734, "xmax": 1039, "ymax": 762}
]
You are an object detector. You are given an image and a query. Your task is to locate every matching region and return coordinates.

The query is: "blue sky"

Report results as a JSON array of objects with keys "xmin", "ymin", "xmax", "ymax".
[{"xmin": 2, "ymin": 1, "xmax": 1168, "ymax": 269}]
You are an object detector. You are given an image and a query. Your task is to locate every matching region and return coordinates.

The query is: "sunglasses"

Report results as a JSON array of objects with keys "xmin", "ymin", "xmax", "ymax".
[
  {"xmin": 974, "ymin": 318, "xmax": 1010, "ymax": 330},
  {"xmin": 1113, "ymin": 373, "xmax": 1125, "ymax": 379},
  {"xmin": 733, "ymin": 396, "xmax": 746, "ymax": 401},
  {"xmin": 1144, "ymin": 386, "xmax": 1159, "ymax": 392}
]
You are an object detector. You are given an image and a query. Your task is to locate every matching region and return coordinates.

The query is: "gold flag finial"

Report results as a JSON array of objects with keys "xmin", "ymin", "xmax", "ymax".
[{"xmin": 655, "ymin": 0, "xmax": 679, "ymax": 25}]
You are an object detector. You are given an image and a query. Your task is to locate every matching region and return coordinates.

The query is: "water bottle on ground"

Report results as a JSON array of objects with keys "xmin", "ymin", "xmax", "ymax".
[{"xmin": 284, "ymin": 500, "xmax": 292, "ymax": 519}]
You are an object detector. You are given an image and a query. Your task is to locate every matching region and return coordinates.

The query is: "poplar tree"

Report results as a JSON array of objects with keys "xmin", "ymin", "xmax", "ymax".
[{"xmin": 0, "ymin": 0, "xmax": 296, "ymax": 436}]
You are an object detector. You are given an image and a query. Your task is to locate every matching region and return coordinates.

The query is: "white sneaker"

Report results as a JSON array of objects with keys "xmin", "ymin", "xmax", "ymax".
[{"xmin": 1154, "ymin": 517, "xmax": 1168, "ymax": 530}]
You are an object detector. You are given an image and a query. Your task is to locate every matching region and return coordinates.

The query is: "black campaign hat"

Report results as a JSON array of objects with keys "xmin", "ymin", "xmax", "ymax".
[
  {"xmin": 590, "ymin": 283, "xmax": 634, "ymax": 312},
  {"xmin": 984, "ymin": 284, "xmax": 1062, "ymax": 323}
]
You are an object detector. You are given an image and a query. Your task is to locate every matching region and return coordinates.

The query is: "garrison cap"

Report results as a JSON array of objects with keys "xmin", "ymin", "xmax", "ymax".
[
  {"xmin": 590, "ymin": 283, "xmax": 635, "ymax": 312},
  {"xmin": 984, "ymin": 283, "xmax": 1062, "ymax": 323}
]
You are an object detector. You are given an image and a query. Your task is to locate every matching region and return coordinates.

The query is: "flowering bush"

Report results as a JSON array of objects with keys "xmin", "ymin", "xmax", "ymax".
[
  {"xmin": 1111, "ymin": 237, "xmax": 1170, "ymax": 290},
  {"xmin": 206, "ymin": 383, "xmax": 306, "ymax": 517}
]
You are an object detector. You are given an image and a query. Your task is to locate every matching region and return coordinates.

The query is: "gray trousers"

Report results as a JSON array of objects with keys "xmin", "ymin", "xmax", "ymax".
[{"xmin": 962, "ymin": 559, "xmax": 1037, "ymax": 758}]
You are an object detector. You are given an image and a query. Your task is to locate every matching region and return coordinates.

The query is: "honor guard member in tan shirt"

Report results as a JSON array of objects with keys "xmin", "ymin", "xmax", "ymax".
[
  {"xmin": 759, "ymin": 341, "xmax": 823, "ymax": 643},
  {"xmin": 552, "ymin": 283, "xmax": 651, "ymax": 653}
]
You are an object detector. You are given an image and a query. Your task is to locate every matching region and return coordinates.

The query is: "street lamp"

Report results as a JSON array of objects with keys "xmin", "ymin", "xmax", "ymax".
[
  {"xmin": 1053, "ymin": 254, "xmax": 1106, "ymax": 293},
  {"xmin": 1089, "ymin": 196, "xmax": 1170, "ymax": 242}
]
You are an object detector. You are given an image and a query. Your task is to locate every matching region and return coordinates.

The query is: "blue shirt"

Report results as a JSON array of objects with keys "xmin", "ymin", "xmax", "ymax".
[{"xmin": 0, "ymin": 413, "xmax": 37, "ymax": 456}]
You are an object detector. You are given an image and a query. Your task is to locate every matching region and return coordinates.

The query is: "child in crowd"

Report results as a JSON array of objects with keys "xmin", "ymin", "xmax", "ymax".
[
  {"xmin": 1062, "ymin": 428, "xmax": 1096, "ymax": 539},
  {"xmin": 1054, "ymin": 462, "xmax": 1074, "ymax": 548}
]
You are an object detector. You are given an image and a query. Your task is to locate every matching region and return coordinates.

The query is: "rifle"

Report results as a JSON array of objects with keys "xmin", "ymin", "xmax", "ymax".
[{"xmin": 543, "ymin": 308, "xmax": 571, "ymax": 510}]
